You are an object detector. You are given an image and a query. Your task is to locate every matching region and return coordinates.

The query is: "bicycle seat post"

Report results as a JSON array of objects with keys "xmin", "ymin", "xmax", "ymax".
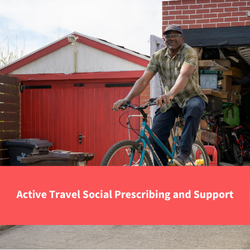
[{"xmin": 174, "ymin": 115, "xmax": 181, "ymax": 138}]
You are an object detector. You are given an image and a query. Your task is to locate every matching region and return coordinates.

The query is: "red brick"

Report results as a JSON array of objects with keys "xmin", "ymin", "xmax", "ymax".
[
  {"xmin": 210, "ymin": 18, "xmax": 224, "ymax": 23},
  {"xmin": 196, "ymin": 18, "xmax": 210, "ymax": 23},
  {"xmin": 245, "ymin": 21, "xmax": 250, "ymax": 26},
  {"xmin": 168, "ymin": 0, "xmax": 182, "ymax": 5},
  {"xmin": 218, "ymin": 12, "xmax": 231, "ymax": 18},
  {"xmin": 163, "ymin": 6, "xmax": 175, "ymax": 11},
  {"xmin": 239, "ymin": 6, "xmax": 250, "ymax": 11},
  {"xmin": 176, "ymin": 5, "xmax": 189, "ymax": 10},
  {"xmin": 225, "ymin": 17, "xmax": 239, "ymax": 22},
  {"xmin": 239, "ymin": 16, "xmax": 248, "ymax": 21},
  {"xmin": 181, "ymin": 25, "xmax": 189, "ymax": 29},
  {"xmin": 196, "ymin": 9, "xmax": 210, "ymax": 14},
  {"xmin": 162, "ymin": 15, "xmax": 177, "ymax": 20},
  {"xmin": 162, "ymin": 11, "xmax": 169, "ymax": 16},
  {"xmin": 169, "ymin": 20, "xmax": 182, "ymax": 25},
  {"xmin": 182, "ymin": 19, "xmax": 196, "ymax": 24},
  {"xmin": 232, "ymin": 11, "xmax": 247, "ymax": 16},
  {"xmin": 232, "ymin": 2, "xmax": 247, "ymax": 7},
  {"xmin": 189, "ymin": 24, "xmax": 203, "ymax": 29},
  {"xmin": 162, "ymin": 0, "xmax": 169, "ymax": 5},
  {"xmin": 224, "ymin": 0, "xmax": 240, "ymax": 2},
  {"xmin": 204, "ymin": 13, "xmax": 218, "ymax": 18},
  {"xmin": 210, "ymin": 8, "xmax": 224, "ymax": 13},
  {"xmin": 231, "ymin": 21, "xmax": 245, "ymax": 26},
  {"xmin": 184, "ymin": 0, "xmax": 196, "ymax": 4},
  {"xmin": 169, "ymin": 10, "xmax": 182, "ymax": 15},
  {"xmin": 182, "ymin": 20, "xmax": 196, "ymax": 25},
  {"xmin": 217, "ymin": 22, "xmax": 231, "ymax": 27},
  {"xmin": 248, "ymin": 1, "xmax": 250, "ymax": 6},
  {"xmin": 225, "ymin": 7, "xmax": 239, "ymax": 12},
  {"xmin": 176, "ymin": 15, "xmax": 190, "ymax": 20},
  {"xmin": 189, "ymin": 4, "xmax": 203, "ymax": 9},
  {"xmin": 183, "ymin": 10, "xmax": 196, "ymax": 15},
  {"xmin": 162, "ymin": 20, "xmax": 169, "ymax": 25},
  {"xmin": 197, "ymin": 0, "xmax": 210, "ymax": 4},
  {"xmin": 203, "ymin": 3, "xmax": 217, "ymax": 9},
  {"xmin": 210, "ymin": 0, "xmax": 224, "ymax": 2},
  {"xmin": 203, "ymin": 23, "xmax": 217, "ymax": 28},
  {"xmin": 218, "ymin": 3, "xmax": 232, "ymax": 8},
  {"xmin": 190, "ymin": 14, "xmax": 203, "ymax": 19}
]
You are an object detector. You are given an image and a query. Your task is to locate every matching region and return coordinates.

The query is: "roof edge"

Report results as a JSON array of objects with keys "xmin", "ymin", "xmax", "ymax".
[{"xmin": 0, "ymin": 32, "xmax": 149, "ymax": 75}]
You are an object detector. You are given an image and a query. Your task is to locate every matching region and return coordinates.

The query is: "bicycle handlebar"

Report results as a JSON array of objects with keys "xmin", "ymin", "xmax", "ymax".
[{"xmin": 120, "ymin": 97, "xmax": 158, "ymax": 110}]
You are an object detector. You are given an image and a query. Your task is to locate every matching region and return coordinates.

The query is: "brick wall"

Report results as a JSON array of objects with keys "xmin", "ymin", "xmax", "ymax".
[
  {"xmin": 162, "ymin": 0, "xmax": 250, "ymax": 32},
  {"xmin": 140, "ymin": 85, "xmax": 151, "ymax": 116}
]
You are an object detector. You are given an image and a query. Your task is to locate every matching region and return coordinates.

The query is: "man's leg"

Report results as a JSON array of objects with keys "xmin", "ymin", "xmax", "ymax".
[
  {"xmin": 173, "ymin": 96, "xmax": 206, "ymax": 166},
  {"xmin": 149, "ymin": 108, "xmax": 176, "ymax": 166}
]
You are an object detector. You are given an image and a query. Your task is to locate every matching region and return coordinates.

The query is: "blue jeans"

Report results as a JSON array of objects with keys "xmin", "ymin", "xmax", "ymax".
[{"xmin": 149, "ymin": 96, "xmax": 206, "ymax": 166}]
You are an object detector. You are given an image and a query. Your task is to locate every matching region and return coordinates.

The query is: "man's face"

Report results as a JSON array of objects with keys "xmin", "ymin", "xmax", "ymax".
[{"xmin": 164, "ymin": 31, "xmax": 184, "ymax": 51}]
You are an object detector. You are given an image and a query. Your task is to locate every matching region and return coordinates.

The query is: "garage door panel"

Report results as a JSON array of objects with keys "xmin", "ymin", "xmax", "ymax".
[
  {"xmin": 21, "ymin": 82, "xmax": 140, "ymax": 166},
  {"xmin": 77, "ymin": 85, "xmax": 140, "ymax": 166}
]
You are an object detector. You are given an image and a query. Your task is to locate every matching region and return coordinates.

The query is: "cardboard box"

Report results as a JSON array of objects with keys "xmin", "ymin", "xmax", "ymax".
[
  {"xmin": 230, "ymin": 67, "xmax": 242, "ymax": 78},
  {"xmin": 219, "ymin": 75, "xmax": 232, "ymax": 101},
  {"xmin": 231, "ymin": 84, "xmax": 241, "ymax": 93},
  {"xmin": 231, "ymin": 93, "xmax": 241, "ymax": 104}
]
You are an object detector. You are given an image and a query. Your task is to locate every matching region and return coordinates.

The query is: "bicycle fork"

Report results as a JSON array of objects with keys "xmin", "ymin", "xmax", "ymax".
[{"xmin": 128, "ymin": 120, "xmax": 148, "ymax": 166}]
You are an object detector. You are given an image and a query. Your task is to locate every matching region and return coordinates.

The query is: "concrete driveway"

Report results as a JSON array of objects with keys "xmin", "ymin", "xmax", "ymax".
[{"xmin": 0, "ymin": 225, "xmax": 250, "ymax": 249}]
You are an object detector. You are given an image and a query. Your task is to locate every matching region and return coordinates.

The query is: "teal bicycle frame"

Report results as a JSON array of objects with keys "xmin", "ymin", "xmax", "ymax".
[{"xmin": 130, "ymin": 116, "xmax": 181, "ymax": 166}]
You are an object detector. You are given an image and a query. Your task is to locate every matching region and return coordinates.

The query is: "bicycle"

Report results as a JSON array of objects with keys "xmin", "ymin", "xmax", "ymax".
[
  {"xmin": 101, "ymin": 98, "xmax": 209, "ymax": 166},
  {"xmin": 231, "ymin": 125, "xmax": 250, "ymax": 165},
  {"xmin": 201, "ymin": 111, "xmax": 236, "ymax": 165}
]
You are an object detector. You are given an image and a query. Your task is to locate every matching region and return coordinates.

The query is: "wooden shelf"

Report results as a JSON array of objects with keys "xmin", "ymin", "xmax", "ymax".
[
  {"xmin": 202, "ymin": 89, "xmax": 228, "ymax": 99},
  {"xmin": 198, "ymin": 60, "xmax": 229, "ymax": 71}
]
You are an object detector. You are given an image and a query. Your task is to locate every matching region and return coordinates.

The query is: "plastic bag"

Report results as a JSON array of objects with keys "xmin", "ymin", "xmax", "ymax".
[{"xmin": 222, "ymin": 103, "xmax": 240, "ymax": 126}]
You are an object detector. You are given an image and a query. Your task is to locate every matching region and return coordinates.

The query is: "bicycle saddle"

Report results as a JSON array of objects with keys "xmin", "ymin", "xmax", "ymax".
[{"xmin": 172, "ymin": 103, "xmax": 183, "ymax": 118}]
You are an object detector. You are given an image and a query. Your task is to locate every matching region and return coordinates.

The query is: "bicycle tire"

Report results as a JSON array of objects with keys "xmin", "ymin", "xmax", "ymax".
[
  {"xmin": 188, "ymin": 140, "xmax": 209, "ymax": 166},
  {"xmin": 232, "ymin": 143, "xmax": 244, "ymax": 166},
  {"xmin": 244, "ymin": 134, "xmax": 250, "ymax": 160},
  {"xmin": 243, "ymin": 132, "xmax": 250, "ymax": 149},
  {"xmin": 215, "ymin": 145, "xmax": 221, "ymax": 165},
  {"xmin": 217, "ymin": 126, "xmax": 236, "ymax": 164},
  {"xmin": 101, "ymin": 140, "xmax": 153, "ymax": 166}
]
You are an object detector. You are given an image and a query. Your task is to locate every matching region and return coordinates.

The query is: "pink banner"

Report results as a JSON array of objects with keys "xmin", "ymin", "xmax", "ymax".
[{"xmin": 0, "ymin": 166, "xmax": 249, "ymax": 225}]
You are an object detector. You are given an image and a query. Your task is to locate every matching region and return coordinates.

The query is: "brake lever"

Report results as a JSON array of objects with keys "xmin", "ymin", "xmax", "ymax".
[{"xmin": 120, "ymin": 100, "xmax": 131, "ymax": 110}]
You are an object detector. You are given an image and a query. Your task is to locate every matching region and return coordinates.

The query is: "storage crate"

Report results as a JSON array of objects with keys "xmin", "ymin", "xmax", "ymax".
[
  {"xmin": 201, "ymin": 130, "xmax": 222, "ymax": 146},
  {"xmin": 200, "ymin": 74, "xmax": 218, "ymax": 89}
]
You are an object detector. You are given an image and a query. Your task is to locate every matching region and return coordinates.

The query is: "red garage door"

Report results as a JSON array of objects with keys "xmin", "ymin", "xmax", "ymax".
[{"xmin": 21, "ymin": 82, "xmax": 140, "ymax": 165}]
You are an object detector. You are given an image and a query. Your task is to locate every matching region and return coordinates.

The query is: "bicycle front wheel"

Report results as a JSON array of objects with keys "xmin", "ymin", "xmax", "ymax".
[
  {"xmin": 188, "ymin": 140, "xmax": 209, "ymax": 166},
  {"xmin": 101, "ymin": 140, "xmax": 153, "ymax": 166}
]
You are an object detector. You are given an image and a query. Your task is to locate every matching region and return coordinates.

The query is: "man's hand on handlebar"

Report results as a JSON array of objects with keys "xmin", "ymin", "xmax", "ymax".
[
  {"xmin": 156, "ymin": 93, "xmax": 174, "ymax": 108},
  {"xmin": 113, "ymin": 99, "xmax": 130, "ymax": 111}
]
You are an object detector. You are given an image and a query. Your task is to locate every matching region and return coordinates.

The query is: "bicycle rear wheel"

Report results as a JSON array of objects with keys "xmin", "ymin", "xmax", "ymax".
[
  {"xmin": 187, "ymin": 140, "xmax": 209, "ymax": 166},
  {"xmin": 233, "ymin": 143, "xmax": 244, "ymax": 166},
  {"xmin": 101, "ymin": 140, "xmax": 153, "ymax": 166}
]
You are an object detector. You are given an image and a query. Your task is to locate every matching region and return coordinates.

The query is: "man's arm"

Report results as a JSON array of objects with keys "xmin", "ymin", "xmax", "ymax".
[
  {"xmin": 113, "ymin": 71, "xmax": 155, "ymax": 111},
  {"xmin": 156, "ymin": 64, "xmax": 195, "ymax": 108}
]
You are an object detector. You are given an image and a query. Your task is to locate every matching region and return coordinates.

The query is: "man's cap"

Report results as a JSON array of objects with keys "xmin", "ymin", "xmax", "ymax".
[{"xmin": 163, "ymin": 24, "xmax": 183, "ymax": 35}]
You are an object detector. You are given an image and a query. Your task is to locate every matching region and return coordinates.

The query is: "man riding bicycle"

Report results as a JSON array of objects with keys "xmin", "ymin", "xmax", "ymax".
[{"xmin": 113, "ymin": 24, "xmax": 208, "ymax": 166}]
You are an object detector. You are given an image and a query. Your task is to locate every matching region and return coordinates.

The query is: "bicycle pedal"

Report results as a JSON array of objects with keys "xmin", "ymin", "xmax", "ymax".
[{"xmin": 169, "ymin": 163, "xmax": 176, "ymax": 166}]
